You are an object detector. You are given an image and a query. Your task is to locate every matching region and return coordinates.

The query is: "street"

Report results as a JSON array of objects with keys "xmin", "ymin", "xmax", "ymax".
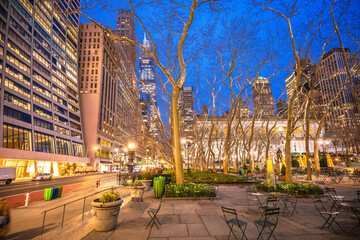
[{"xmin": 0, "ymin": 173, "xmax": 118, "ymax": 197}]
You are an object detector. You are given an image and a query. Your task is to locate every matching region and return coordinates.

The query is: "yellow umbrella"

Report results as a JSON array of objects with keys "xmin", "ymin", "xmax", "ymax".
[
  {"xmin": 298, "ymin": 155, "xmax": 304, "ymax": 167},
  {"xmin": 267, "ymin": 157, "xmax": 274, "ymax": 186},
  {"xmin": 281, "ymin": 157, "xmax": 286, "ymax": 167},
  {"xmin": 327, "ymin": 154, "xmax": 334, "ymax": 167},
  {"xmin": 303, "ymin": 155, "xmax": 308, "ymax": 168}
]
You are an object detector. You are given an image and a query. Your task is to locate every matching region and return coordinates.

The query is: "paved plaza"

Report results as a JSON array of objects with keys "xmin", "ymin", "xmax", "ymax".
[{"xmin": 78, "ymin": 184, "xmax": 360, "ymax": 240}]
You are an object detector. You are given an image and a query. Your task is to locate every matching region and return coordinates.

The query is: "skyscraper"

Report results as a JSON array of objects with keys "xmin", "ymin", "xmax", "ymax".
[
  {"xmin": 116, "ymin": 10, "xmax": 136, "ymax": 71},
  {"xmin": 139, "ymin": 34, "xmax": 159, "ymax": 139},
  {"xmin": 319, "ymin": 48, "xmax": 360, "ymax": 152},
  {"xmin": 0, "ymin": 0, "xmax": 88, "ymax": 178},
  {"xmin": 79, "ymin": 23, "xmax": 144, "ymax": 171},
  {"xmin": 252, "ymin": 77, "xmax": 275, "ymax": 117},
  {"xmin": 179, "ymin": 86, "xmax": 195, "ymax": 140}
]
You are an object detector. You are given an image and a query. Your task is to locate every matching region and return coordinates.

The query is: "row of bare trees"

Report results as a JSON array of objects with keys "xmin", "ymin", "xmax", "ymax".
[{"xmin": 68, "ymin": 0, "xmax": 359, "ymax": 184}]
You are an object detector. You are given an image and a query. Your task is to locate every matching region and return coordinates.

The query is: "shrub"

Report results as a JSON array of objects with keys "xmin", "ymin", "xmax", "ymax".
[
  {"xmin": 165, "ymin": 182, "xmax": 216, "ymax": 198},
  {"xmin": 99, "ymin": 190, "xmax": 120, "ymax": 203},
  {"xmin": 184, "ymin": 170, "xmax": 244, "ymax": 184},
  {"xmin": 257, "ymin": 182, "xmax": 323, "ymax": 195},
  {"xmin": 281, "ymin": 165, "xmax": 286, "ymax": 175},
  {"xmin": 255, "ymin": 167, "xmax": 260, "ymax": 172},
  {"xmin": 291, "ymin": 160, "xmax": 300, "ymax": 167},
  {"xmin": 247, "ymin": 169, "xmax": 252, "ymax": 173},
  {"xmin": 163, "ymin": 170, "xmax": 174, "ymax": 174},
  {"xmin": 131, "ymin": 180, "xmax": 143, "ymax": 187},
  {"xmin": 142, "ymin": 171, "xmax": 153, "ymax": 180},
  {"xmin": 320, "ymin": 157, "xmax": 327, "ymax": 167},
  {"xmin": 243, "ymin": 164, "xmax": 248, "ymax": 170}
]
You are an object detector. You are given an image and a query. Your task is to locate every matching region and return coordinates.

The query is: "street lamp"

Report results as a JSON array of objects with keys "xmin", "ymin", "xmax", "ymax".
[{"xmin": 127, "ymin": 142, "xmax": 136, "ymax": 173}]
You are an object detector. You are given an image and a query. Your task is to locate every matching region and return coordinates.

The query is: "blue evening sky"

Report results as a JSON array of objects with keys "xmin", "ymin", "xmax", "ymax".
[{"xmin": 80, "ymin": 0, "xmax": 360, "ymax": 115}]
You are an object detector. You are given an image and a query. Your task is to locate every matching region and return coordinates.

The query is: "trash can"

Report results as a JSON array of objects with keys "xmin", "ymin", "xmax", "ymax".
[
  {"xmin": 153, "ymin": 177, "xmax": 165, "ymax": 198},
  {"xmin": 52, "ymin": 187, "xmax": 58, "ymax": 199},
  {"xmin": 57, "ymin": 186, "xmax": 63, "ymax": 198},
  {"xmin": 44, "ymin": 188, "xmax": 53, "ymax": 201}
]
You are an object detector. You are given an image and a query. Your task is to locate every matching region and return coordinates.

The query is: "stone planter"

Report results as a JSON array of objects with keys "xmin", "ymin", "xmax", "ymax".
[
  {"xmin": 91, "ymin": 198, "xmax": 124, "ymax": 231},
  {"xmin": 130, "ymin": 186, "xmax": 145, "ymax": 202},
  {"xmin": 141, "ymin": 179, "xmax": 152, "ymax": 191}
]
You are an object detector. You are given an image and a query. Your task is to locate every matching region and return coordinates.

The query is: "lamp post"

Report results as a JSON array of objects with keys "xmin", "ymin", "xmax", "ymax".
[{"xmin": 127, "ymin": 142, "xmax": 136, "ymax": 173}]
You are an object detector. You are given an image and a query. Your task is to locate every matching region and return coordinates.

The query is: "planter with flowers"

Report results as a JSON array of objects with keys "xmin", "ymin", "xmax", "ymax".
[
  {"xmin": 130, "ymin": 180, "xmax": 145, "ymax": 202},
  {"xmin": 91, "ymin": 190, "xmax": 123, "ymax": 231},
  {"xmin": 141, "ymin": 171, "xmax": 153, "ymax": 191}
]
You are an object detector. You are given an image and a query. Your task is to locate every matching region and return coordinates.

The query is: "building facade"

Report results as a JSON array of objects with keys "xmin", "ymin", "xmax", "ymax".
[
  {"xmin": 0, "ymin": 0, "xmax": 89, "ymax": 178},
  {"xmin": 319, "ymin": 48, "xmax": 360, "ymax": 152},
  {"xmin": 252, "ymin": 77, "xmax": 275, "ymax": 117},
  {"xmin": 79, "ymin": 23, "xmax": 144, "ymax": 171},
  {"xmin": 276, "ymin": 99, "xmax": 288, "ymax": 119}
]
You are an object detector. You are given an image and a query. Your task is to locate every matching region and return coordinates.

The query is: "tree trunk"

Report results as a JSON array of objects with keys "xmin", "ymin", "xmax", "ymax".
[
  {"xmin": 172, "ymin": 86, "xmax": 184, "ymax": 184},
  {"xmin": 313, "ymin": 138, "xmax": 320, "ymax": 174},
  {"xmin": 304, "ymin": 100, "xmax": 312, "ymax": 180}
]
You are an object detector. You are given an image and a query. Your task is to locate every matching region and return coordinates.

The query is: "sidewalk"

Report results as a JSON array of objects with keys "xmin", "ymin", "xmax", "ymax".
[
  {"xmin": 5, "ymin": 181, "xmax": 129, "ymax": 240},
  {"xmin": 44, "ymin": 184, "xmax": 360, "ymax": 240}
]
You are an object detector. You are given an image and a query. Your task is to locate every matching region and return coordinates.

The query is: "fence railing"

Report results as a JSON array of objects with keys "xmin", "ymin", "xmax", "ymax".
[{"xmin": 40, "ymin": 187, "xmax": 114, "ymax": 235}]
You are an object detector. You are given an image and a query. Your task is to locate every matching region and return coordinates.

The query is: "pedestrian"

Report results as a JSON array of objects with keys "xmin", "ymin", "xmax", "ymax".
[{"xmin": 239, "ymin": 166, "xmax": 242, "ymax": 176}]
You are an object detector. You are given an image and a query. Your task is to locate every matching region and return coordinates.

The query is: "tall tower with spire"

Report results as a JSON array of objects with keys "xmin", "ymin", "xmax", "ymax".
[{"xmin": 139, "ymin": 34, "xmax": 159, "ymax": 139}]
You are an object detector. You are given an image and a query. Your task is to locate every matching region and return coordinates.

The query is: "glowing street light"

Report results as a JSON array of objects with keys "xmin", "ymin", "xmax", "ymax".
[{"xmin": 128, "ymin": 142, "xmax": 136, "ymax": 150}]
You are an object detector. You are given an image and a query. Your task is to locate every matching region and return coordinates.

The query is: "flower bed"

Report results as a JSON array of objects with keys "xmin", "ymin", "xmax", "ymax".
[
  {"xmin": 165, "ymin": 182, "xmax": 216, "ymax": 198},
  {"xmin": 185, "ymin": 170, "xmax": 244, "ymax": 184},
  {"xmin": 257, "ymin": 182, "xmax": 323, "ymax": 195}
]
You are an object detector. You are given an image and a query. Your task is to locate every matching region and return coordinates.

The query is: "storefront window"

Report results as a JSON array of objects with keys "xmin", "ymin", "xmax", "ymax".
[{"xmin": 3, "ymin": 123, "xmax": 31, "ymax": 150}]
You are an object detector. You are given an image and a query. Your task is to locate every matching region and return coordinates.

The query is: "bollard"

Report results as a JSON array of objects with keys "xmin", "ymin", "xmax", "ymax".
[
  {"xmin": 96, "ymin": 180, "xmax": 99, "ymax": 188},
  {"xmin": 25, "ymin": 192, "xmax": 30, "ymax": 206}
]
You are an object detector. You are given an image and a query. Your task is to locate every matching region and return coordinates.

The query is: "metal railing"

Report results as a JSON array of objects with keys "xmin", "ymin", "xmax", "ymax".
[{"xmin": 40, "ymin": 187, "xmax": 114, "ymax": 235}]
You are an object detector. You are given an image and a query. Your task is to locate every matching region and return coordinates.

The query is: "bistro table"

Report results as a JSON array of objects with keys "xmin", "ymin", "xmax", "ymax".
[
  {"xmin": 269, "ymin": 192, "xmax": 298, "ymax": 215},
  {"xmin": 340, "ymin": 201, "xmax": 360, "ymax": 209},
  {"xmin": 251, "ymin": 192, "xmax": 266, "ymax": 207}
]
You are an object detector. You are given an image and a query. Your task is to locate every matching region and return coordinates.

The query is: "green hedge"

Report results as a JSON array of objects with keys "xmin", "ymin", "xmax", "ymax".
[
  {"xmin": 165, "ymin": 182, "xmax": 216, "ymax": 198},
  {"xmin": 257, "ymin": 182, "xmax": 323, "ymax": 195},
  {"xmin": 184, "ymin": 170, "xmax": 244, "ymax": 184}
]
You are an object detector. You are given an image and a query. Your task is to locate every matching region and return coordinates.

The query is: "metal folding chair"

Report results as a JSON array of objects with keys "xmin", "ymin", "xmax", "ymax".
[
  {"xmin": 221, "ymin": 206, "xmax": 248, "ymax": 240},
  {"xmin": 255, "ymin": 208, "xmax": 280, "ymax": 240},
  {"xmin": 146, "ymin": 199, "xmax": 163, "ymax": 229},
  {"xmin": 324, "ymin": 187, "xmax": 344, "ymax": 211},
  {"xmin": 259, "ymin": 196, "xmax": 278, "ymax": 213},
  {"xmin": 313, "ymin": 197, "xmax": 344, "ymax": 233},
  {"xmin": 282, "ymin": 191, "xmax": 298, "ymax": 215},
  {"xmin": 349, "ymin": 207, "xmax": 360, "ymax": 233}
]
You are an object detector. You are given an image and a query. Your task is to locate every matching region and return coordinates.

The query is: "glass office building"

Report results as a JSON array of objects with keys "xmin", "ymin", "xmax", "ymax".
[{"xmin": 0, "ymin": 0, "xmax": 89, "ymax": 178}]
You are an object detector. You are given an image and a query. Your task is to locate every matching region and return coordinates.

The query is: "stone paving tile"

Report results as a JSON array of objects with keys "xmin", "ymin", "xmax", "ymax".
[
  {"xmin": 173, "ymin": 203, "xmax": 201, "ymax": 209},
  {"xmin": 149, "ymin": 238, "xmax": 168, "ymax": 240},
  {"xmin": 157, "ymin": 214, "xmax": 180, "ymax": 224},
  {"xmin": 82, "ymin": 229, "xmax": 113, "ymax": 240},
  {"xmin": 174, "ymin": 208, "xmax": 197, "ymax": 214},
  {"xmin": 195, "ymin": 208, "xmax": 218, "ymax": 216},
  {"xmin": 170, "ymin": 237, "xmax": 216, "ymax": 240},
  {"xmin": 179, "ymin": 214, "xmax": 202, "ymax": 224},
  {"xmin": 150, "ymin": 223, "xmax": 188, "ymax": 238},
  {"xmin": 188, "ymin": 223, "xmax": 210, "ymax": 237},
  {"xmin": 200, "ymin": 215, "xmax": 229, "ymax": 236}
]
